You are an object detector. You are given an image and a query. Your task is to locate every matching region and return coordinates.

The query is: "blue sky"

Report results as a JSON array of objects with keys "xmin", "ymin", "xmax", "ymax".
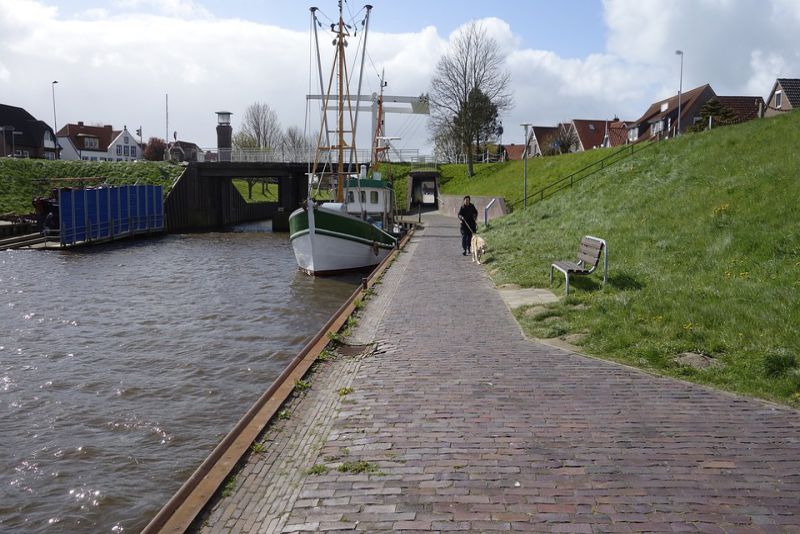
[{"xmin": 2, "ymin": 0, "xmax": 798, "ymax": 150}]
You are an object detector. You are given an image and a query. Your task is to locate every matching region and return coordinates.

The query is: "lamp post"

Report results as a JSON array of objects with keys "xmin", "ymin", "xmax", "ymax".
[
  {"xmin": 52, "ymin": 80, "xmax": 59, "ymax": 159},
  {"xmin": 675, "ymin": 50, "xmax": 683, "ymax": 136},
  {"xmin": 521, "ymin": 123, "xmax": 532, "ymax": 207}
]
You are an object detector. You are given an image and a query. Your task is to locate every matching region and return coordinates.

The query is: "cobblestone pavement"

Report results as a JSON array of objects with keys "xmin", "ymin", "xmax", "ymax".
[{"xmin": 204, "ymin": 215, "xmax": 800, "ymax": 533}]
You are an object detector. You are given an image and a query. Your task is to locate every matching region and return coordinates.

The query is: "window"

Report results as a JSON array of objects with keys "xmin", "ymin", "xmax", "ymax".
[
  {"xmin": 347, "ymin": 191, "xmax": 354, "ymax": 203},
  {"xmin": 117, "ymin": 145, "xmax": 123, "ymax": 156},
  {"xmin": 84, "ymin": 137, "xmax": 99, "ymax": 149},
  {"xmin": 370, "ymin": 191, "xmax": 379, "ymax": 204},
  {"xmin": 124, "ymin": 136, "xmax": 129, "ymax": 144},
  {"xmin": 90, "ymin": 157, "xmax": 97, "ymax": 161},
  {"xmin": 117, "ymin": 158, "xmax": 122, "ymax": 162},
  {"xmin": 588, "ymin": 123, "xmax": 596, "ymax": 131},
  {"xmin": 360, "ymin": 191, "xmax": 366, "ymax": 203},
  {"xmin": 124, "ymin": 146, "xmax": 129, "ymax": 156},
  {"xmin": 776, "ymin": 91, "xmax": 782, "ymax": 108},
  {"xmin": 82, "ymin": 156, "xmax": 89, "ymax": 160},
  {"xmin": 660, "ymin": 102, "xmax": 669, "ymax": 112},
  {"xmin": 131, "ymin": 146, "xmax": 137, "ymax": 158}
]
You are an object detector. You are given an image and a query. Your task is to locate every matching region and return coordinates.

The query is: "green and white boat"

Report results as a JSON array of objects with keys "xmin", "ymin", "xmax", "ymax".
[{"xmin": 289, "ymin": 2, "xmax": 398, "ymax": 275}]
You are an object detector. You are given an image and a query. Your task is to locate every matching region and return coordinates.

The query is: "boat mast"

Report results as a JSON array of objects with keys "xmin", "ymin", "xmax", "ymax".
[{"xmin": 335, "ymin": 0, "xmax": 346, "ymax": 202}]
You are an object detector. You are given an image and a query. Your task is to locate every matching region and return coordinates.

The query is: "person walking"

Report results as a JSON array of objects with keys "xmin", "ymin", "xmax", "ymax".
[{"xmin": 458, "ymin": 195, "xmax": 478, "ymax": 256}]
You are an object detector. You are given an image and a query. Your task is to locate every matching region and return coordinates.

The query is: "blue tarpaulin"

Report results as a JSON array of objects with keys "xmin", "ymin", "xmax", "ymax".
[{"xmin": 58, "ymin": 185, "xmax": 164, "ymax": 246}]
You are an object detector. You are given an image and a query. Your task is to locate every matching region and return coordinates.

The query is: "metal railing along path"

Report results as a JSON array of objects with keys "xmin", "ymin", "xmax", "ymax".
[{"xmin": 511, "ymin": 142, "xmax": 656, "ymax": 209}]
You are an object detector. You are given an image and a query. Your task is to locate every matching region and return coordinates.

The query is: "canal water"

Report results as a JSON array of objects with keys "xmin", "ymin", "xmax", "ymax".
[{"xmin": 0, "ymin": 224, "xmax": 360, "ymax": 533}]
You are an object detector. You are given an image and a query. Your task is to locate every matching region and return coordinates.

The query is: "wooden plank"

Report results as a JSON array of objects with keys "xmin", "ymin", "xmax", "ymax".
[{"xmin": 578, "ymin": 251, "xmax": 600, "ymax": 266}]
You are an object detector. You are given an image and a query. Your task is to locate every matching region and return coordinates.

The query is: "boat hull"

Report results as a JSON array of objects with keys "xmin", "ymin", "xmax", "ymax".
[{"xmin": 289, "ymin": 206, "xmax": 396, "ymax": 275}]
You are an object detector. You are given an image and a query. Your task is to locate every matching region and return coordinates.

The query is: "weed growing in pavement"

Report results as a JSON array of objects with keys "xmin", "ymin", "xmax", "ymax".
[
  {"xmin": 337, "ymin": 460, "xmax": 379, "ymax": 474},
  {"xmin": 277, "ymin": 409, "xmax": 290, "ymax": 420},
  {"xmin": 354, "ymin": 299, "xmax": 364, "ymax": 311},
  {"xmin": 294, "ymin": 379, "xmax": 311, "ymax": 392},
  {"xmin": 327, "ymin": 331, "xmax": 344, "ymax": 345},
  {"xmin": 317, "ymin": 349, "xmax": 334, "ymax": 362},
  {"xmin": 221, "ymin": 476, "xmax": 237, "ymax": 497},
  {"xmin": 305, "ymin": 464, "xmax": 329, "ymax": 475},
  {"xmin": 338, "ymin": 386, "xmax": 354, "ymax": 396}
]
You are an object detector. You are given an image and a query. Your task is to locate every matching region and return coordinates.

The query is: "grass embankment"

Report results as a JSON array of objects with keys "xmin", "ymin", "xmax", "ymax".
[
  {"xmin": 232, "ymin": 179, "xmax": 279, "ymax": 203},
  {"xmin": 480, "ymin": 111, "xmax": 800, "ymax": 406},
  {"xmin": 0, "ymin": 159, "xmax": 184, "ymax": 215},
  {"xmin": 439, "ymin": 148, "xmax": 619, "ymax": 207}
]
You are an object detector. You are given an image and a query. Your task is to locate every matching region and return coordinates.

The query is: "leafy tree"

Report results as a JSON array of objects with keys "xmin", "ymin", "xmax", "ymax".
[
  {"xmin": 690, "ymin": 98, "xmax": 737, "ymax": 131},
  {"xmin": 143, "ymin": 137, "xmax": 167, "ymax": 161},
  {"xmin": 429, "ymin": 22, "xmax": 512, "ymax": 176}
]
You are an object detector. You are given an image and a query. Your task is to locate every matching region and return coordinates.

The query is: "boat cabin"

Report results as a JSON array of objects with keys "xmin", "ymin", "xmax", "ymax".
[{"xmin": 343, "ymin": 171, "xmax": 393, "ymax": 229}]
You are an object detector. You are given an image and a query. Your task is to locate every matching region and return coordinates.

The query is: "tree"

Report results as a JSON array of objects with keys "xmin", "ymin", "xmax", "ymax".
[
  {"xmin": 554, "ymin": 124, "xmax": 579, "ymax": 154},
  {"xmin": 429, "ymin": 21, "xmax": 512, "ymax": 176},
  {"xmin": 239, "ymin": 102, "xmax": 283, "ymax": 149},
  {"xmin": 282, "ymin": 125, "xmax": 312, "ymax": 162},
  {"xmin": 431, "ymin": 118, "xmax": 462, "ymax": 163},
  {"xmin": 143, "ymin": 137, "xmax": 166, "ymax": 161},
  {"xmin": 690, "ymin": 98, "xmax": 737, "ymax": 132}
]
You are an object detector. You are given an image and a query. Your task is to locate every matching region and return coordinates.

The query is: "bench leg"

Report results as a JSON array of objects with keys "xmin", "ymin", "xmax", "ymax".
[
  {"xmin": 549, "ymin": 266, "xmax": 553, "ymax": 286},
  {"xmin": 565, "ymin": 273, "xmax": 570, "ymax": 295}
]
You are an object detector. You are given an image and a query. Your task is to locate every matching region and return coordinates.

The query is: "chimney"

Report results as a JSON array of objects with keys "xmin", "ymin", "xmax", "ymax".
[
  {"xmin": 216, "ymin": 111, "xmax": 233, "ymax": 162},
  {"xmin": 78, "ymin": 121, "xmax": 84, "ymax": 126}
]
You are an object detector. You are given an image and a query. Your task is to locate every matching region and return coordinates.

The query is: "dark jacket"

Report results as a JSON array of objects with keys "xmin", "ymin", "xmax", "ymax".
[{"xmin": 458, "ymin": 203, "xmax": 478, "ymax": 234}]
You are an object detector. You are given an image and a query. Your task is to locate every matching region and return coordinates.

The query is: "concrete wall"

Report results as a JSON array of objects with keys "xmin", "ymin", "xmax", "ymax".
[{"xmin": 438, "ymin": 195, "xmax": 508, "ymax": 223}]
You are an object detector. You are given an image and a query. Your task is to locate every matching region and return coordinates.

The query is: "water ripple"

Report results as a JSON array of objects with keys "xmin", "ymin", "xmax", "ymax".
[{"xmin": 0, "ymin": 229, "xmax": 358, "ymax": 532}]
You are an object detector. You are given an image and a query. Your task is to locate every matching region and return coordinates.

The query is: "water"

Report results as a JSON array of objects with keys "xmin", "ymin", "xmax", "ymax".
[{"xmin": 0, "ymin": 224, "xmax": 360, "ymax": 533}]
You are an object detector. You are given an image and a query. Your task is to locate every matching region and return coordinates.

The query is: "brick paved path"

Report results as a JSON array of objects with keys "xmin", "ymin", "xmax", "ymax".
[{"xmin": 202, "ymin": 215, "xmax": 800, "ymax": 533}]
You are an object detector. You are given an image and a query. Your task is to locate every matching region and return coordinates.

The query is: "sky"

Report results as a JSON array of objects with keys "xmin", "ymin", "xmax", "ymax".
[{"xmin": 1, "ymin": 0, "xmax": 799, "ymax": 154}]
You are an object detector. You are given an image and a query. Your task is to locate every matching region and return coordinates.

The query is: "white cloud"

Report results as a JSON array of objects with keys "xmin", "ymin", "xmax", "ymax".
[{"xmin": 0, "ymin": 0, "xmax": 798, "ymax": 151}]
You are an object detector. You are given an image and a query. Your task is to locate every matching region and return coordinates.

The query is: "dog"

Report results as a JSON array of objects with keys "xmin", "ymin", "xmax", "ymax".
[{"xmin": 470, "ymin": 234, "xmax": 487, "ymax": 264}]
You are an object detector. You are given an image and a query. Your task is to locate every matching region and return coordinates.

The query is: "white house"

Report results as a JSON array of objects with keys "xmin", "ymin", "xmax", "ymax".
[{"xmin": 56, "ymin": 122, "xmax": 142, "ymax": 161}]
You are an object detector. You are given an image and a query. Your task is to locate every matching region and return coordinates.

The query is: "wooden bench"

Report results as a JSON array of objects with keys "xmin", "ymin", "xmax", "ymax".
[{"xmin": 550, "ymin": 236, "xmax": 607, "ymax": 295}]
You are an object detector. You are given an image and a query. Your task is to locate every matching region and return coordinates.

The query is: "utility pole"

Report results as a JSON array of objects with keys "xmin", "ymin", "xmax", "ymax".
[
  {"xmin": 52, "ymin": 80, "xmax": 59, "ymax": 159},
  {"xmin": 521, "ymin": 123, "xmax": 532, "ymax": 208},
  {"xmin": 675, "ymin": 50, "xmax": 684, "ymax": 136}
]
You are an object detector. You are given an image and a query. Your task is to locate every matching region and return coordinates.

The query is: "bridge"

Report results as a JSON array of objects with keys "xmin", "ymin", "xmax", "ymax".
[{"xmin": 164, "ymin": 162, "xmax": 312, "ymax": 233}]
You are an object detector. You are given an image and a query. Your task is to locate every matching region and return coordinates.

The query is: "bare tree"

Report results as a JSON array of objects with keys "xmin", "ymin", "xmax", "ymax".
[
  {"xmin": 555, "ymin": 123, "xmax": 580, "ymax": 154},
  {"xmin": 431, "ymin": 117, "xmax": 462, "ymax": 163},
  {"xmin": 282, "ymin": 125, "xmax": 312, "ymax": 161},
  {"xmin": 429, "ymin": 22, "xmax": 512, "ymax": 176},
  {"xmin": 239, "ymin": 102, "xmax": 283, "ymax": 149}
]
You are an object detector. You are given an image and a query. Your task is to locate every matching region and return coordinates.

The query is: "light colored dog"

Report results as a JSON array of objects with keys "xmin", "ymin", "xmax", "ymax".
[{"xmin": 471, "ymin": 234, "xmax": 487, "ymax": 264}]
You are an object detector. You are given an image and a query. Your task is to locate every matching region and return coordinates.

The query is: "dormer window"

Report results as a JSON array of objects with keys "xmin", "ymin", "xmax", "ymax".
[
  {"xmin": 775, "ymin": 91, "xmax": 782, "ymax": 108},
  {"xmin": 661, "ymin": 102, "xmax": 669, "ymax": 112},
  {"xmin": 588, "ymin": 124, "xmax": 596, "ymax": 131},
  {"xmin": 84, "ymin": 137, "xmax": 99, "ymax": 149}
]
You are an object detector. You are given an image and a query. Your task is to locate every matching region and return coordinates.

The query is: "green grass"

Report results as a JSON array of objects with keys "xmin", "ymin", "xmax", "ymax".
[
  {"xmin": 0, "ymin": 159, "xmax": 185, "ymax": 215},
  {"xmin": 480, "ymin": 112, "xmax": 800, "ymax": 406},
  {"xmin": 231, "ymin": 179, "xmax": 279, "ymax": 203},
  {"xmin": 438, "ymin": 148, "xmax": 620, "ymax": 208}
]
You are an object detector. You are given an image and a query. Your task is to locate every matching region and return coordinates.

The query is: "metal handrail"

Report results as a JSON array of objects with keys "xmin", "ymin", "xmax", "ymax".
[
  {"xmin": 484, "ymin": 198, "xmax": 497, "ymax": 227},
  {"xmin": 512, "ymin": 142, "xmax": 655, "ymax": 209}
]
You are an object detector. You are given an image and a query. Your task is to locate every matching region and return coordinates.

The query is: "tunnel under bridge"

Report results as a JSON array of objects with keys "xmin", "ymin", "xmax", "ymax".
[{"xmin": 165, "ymin": 162, "xmax": 316, "ymax": 233}]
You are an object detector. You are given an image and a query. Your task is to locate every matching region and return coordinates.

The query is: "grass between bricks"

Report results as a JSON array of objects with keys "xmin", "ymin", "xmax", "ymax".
[{"xmin": 479, "ymin": 111, "xmax": 800, "ymax": 406}]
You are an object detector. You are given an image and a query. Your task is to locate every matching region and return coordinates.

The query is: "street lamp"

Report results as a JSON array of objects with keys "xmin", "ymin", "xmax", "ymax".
[
  {"xmin": 521, "ymin": 123, "xmax": 532, "ymax": 207},
  {"xmin": 52, "ymin": 80, "xmax": 59, "ymax": 159},
  {"xmin": 675, "ymin": 50, "xmax": 683, "ymax": 136}
]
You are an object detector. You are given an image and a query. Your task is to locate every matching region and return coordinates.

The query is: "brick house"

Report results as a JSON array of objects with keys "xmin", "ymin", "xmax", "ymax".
[
  {"xmin": 529, "ymin": 126, "xmax": 558, "ymax": 156},
  {"xmin": 764, "ymin": 78, "xmax": 800, "ymax": 117},
  {"xmin": 57, "ymin": 122, "xmax": 141, "ymax": 161},
  {"xmin": 0, "ymin": 103, "xmax": 59, "ymax": 159},
  {"xmin": 628, "ymin": 84, "xmax": 716, "ymax": 142}
]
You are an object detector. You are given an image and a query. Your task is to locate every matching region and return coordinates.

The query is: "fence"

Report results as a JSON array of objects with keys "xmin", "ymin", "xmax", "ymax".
[{"xmin": 202, "ymin": 147, "xmax": 433, "ymax": 165}]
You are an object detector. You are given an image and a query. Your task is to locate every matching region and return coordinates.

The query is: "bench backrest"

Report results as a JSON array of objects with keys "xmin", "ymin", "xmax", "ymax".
[{"xmin": 576, "ymin": 236, "xmax": 604, "ymax": 272}]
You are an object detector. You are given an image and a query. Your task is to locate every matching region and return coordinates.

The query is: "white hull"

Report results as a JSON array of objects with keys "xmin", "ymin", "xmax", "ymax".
[{"xmin": 291, "ymin": 229, "xmax": 392, "ymax": 274}]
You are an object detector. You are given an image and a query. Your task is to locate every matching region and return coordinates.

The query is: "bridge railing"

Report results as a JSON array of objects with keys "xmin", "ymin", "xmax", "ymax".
[{"xmin": 197, "ymin": 148, "xmax": 433, "ymax": 165}]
